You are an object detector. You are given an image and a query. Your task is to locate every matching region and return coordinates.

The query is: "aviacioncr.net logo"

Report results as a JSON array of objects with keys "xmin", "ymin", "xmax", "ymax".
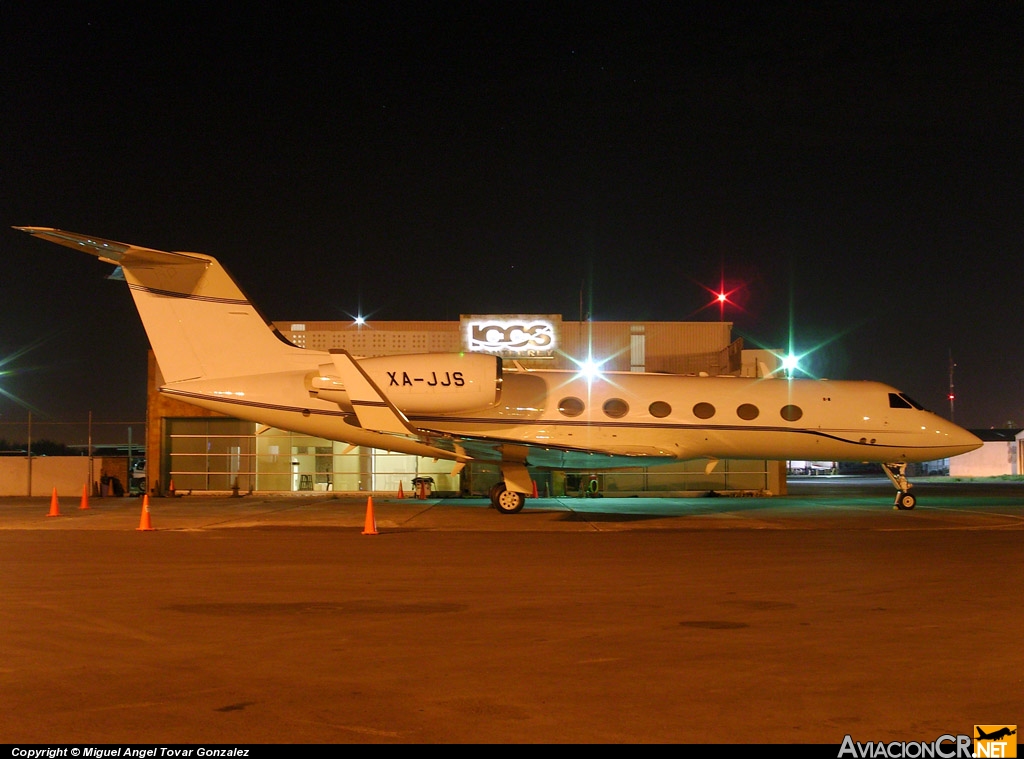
[{"xmin": 838, "ymin": 734, "xmax": 973, "ymax": 758}]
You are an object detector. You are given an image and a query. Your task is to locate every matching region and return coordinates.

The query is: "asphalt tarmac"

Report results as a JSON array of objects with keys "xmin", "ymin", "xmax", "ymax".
[{"xmin": 1, "ymin": 476, "xmax": 1021, "ymax": 744}]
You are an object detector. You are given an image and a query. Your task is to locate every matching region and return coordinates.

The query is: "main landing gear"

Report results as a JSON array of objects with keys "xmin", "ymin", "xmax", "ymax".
[
  {"xmin": 882, "ymin": 462, "xmax": 917, "ymax": 510},
  {"xmin": 488, "ymin": 453, "xmax": 532, "ymax": 514},
  {"xmin": 488, "ymin": 482, "xmax": 527, "ymax": 514}
]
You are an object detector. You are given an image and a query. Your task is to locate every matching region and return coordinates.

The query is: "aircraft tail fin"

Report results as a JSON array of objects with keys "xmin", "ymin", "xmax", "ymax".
[{"xmin": 15, "ymin": 227, "xmax": 305, "ymax": 383}]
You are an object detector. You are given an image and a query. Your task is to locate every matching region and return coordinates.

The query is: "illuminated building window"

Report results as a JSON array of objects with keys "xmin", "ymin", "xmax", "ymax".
[
  {"xmin": 780, "ymin": 404, "xmax": 803, "ymax": 422},
  {"xmin": 693, "ymin": 402, "xmax": 715, "ymax": 419},
  {"xmin": 649, "ymin": 401, "xmax": 671, "ymax": 418},
  {"xmin": 630, "ymin": 325, "xmax": 645, "ymax": 372},
  {"xmin": 558, "ymin": 397, "xmax": 585, "ymax": 417},
  {"xmin": 737, "ymin": 403, "xmax": 759, "ymax": 420},
  {"xmin": 603, "ymin": 398, "xmax": 629, "ymax": 418}
]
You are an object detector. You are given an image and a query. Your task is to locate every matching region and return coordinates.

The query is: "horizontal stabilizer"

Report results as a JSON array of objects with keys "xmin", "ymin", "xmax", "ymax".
[{"xmin": 14, "ymin": 227, "xmax": 205, "ymax": 267}]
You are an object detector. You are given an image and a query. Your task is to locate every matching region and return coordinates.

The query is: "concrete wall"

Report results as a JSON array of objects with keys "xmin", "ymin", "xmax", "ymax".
[
  {"xmin": 0, "ymin": 457, "xmax": 127, "ymax": 497},
  {"xmin": 0, "ymin": 458, "xmax": 29, "ymax": 496}
]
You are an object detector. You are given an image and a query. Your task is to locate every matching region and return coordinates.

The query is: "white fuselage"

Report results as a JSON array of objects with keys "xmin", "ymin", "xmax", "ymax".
[{"xmin": 165, "ymin": 364, "xmax": 980, "ymax": 469}]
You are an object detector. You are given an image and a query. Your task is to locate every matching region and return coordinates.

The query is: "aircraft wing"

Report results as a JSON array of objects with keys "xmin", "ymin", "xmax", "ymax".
[{"xmin": 426, "ymin": 434, "xmax": 678, "ymax": 471}]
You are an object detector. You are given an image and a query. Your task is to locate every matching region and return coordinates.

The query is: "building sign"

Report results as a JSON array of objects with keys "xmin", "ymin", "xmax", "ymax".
[{"xmin": 461, "ymin": 314, "xmax": 560, "ymax": 358}]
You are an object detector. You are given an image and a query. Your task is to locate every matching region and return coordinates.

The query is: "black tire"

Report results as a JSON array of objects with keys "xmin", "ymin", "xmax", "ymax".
[
  {"xmin": 494, "ymin": 488, "xmax": 526, "ymax": 514},
  {"xmin": 897, "ymin": 492, "xmax": 917, "ymax": 510}
]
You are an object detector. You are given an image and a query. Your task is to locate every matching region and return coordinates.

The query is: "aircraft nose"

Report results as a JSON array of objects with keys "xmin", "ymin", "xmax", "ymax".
[{"xmin": 950, "ymin": 425, "xmax": 983, "ymax": 454}]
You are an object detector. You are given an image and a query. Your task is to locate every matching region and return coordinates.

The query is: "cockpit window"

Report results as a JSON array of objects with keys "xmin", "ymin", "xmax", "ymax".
[
  {"xmin": 888, "ymin": 393, "xmax": 929, "ymax": 411},
  {"xmin": 888, "ymin": 393, "xmax": 912, "ymax": 409},
  {"xmin": 899, "ymin": 393, "xmax": 925, "ymax": 410}
]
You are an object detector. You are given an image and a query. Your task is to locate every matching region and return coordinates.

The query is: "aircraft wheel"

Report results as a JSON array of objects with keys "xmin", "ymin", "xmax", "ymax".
[
  {"xmin": 488, "ymin": 482, "xmax": 505, "ymax": 508},
  {"xmin": 494, "ymin": 487, "xmax": 526, "ymax": 514},
  {"xmin": 896, "ymin": 492, "xmax": 917, "ymax": 510}
]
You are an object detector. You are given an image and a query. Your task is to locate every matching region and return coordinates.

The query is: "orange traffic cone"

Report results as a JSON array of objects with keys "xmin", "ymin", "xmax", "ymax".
[
  {"xmin": 362, "ymin": 495, "xmax": 378, "ymax": 535},
  {"xmin": 79, "ymin": 483, "xmax": 90, "ymax": 510},
  {"xmin": 532, "ymin": 480, "xmax": 539, "ymax": 498},
  {"xmin": 136, "ymin": 495, "xmax": 155, "ymax": 531},
  {"xmin": 168, "ymin": 479, "xmax": 176, "ymax": 497},
  {"xmin": 47, "ymin": 487, "xmax": 61, "ymax": 517},
  {"xmin": 397, "ymin": 480, "xmax": 405, "ymax": 499}
]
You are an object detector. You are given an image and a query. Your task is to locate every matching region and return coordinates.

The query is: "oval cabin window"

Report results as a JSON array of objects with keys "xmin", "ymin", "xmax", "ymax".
[
  {"xmin": 559, "ymin": 397, "xmax": 585, "ymax": 417},
  {"xmin": 603, "ymin": 398, "xmax": 629, "ymax": 418},
  {"xmin": 780, "ymin": 404, "xmax": 803, "ymax": 422},
  {"xmin": 693, "ymin": 402, "xmax": 716, "ymax": 419},
  {"xmin": 649, "ymin": 401, "xmax": 672, "ymax": 418},
  {"xmin": 737, "ymin": 403, "xmax": 760, "ymax": 420}
]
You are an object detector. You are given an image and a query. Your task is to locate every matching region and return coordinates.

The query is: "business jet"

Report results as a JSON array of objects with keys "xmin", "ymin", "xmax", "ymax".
[{"xmin": 16, "ymin": 226, "xmax": 982, "ymax": 513}]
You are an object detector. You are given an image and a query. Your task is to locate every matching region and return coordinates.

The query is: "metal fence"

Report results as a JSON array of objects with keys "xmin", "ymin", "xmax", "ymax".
[{"xmin": 0, "ymin": 414, "xmax": 145, "ymax": 456}]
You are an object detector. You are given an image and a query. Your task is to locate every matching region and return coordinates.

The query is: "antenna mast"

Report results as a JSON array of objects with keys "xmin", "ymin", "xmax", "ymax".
[{"xmin": 948, "ymin": 350, "xmax": 956, "ymax": 422}]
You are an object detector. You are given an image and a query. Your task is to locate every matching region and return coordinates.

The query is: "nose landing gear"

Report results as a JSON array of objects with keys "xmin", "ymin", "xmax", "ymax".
[{"xmin": 882, "ymin": 462, "xmax": 917, "ymax": 510}]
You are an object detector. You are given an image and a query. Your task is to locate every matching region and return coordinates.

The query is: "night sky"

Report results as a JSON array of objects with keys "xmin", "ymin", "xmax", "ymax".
[{"xmin": 2, "ymin": 2, "xmax": 1022, "ymax": 438}]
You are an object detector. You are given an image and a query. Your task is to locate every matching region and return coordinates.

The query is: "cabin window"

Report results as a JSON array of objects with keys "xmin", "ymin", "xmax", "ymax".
[
  {"xmin": 558, "ymin": 397, "xmax": 585, "ymax": 417},
  {"xmin": 888, "ymin": 393, "xmax": 913, "ymax": 409},
  {"xmin": 780, "ymin": 404, "xmax": 803, "ymax": 422},
  {"xmin": 603, "ymin": 398, "xmax": 629, "ymax": 418},
  {"xmin": 693, "ymin": 402, "xmax": 715, "ymax": 419},
  {"xmin": 737, "ymin": 403, "xmax": 759, "ymax": 420},
  {"xmin": 649, "ymin": 401, "xmax": 672, "ymax": 418}
]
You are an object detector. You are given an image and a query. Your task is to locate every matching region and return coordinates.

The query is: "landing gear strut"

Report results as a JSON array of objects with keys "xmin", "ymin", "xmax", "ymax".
[{"xmin": 882, "ymin": 462, "xmax": 917, "ymax": 510}]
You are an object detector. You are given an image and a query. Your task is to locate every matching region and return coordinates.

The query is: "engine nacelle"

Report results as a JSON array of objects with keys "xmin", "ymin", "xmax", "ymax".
[{"xmin": 309, "ymin": 352, "xmax": 502, "ymax": 414}]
